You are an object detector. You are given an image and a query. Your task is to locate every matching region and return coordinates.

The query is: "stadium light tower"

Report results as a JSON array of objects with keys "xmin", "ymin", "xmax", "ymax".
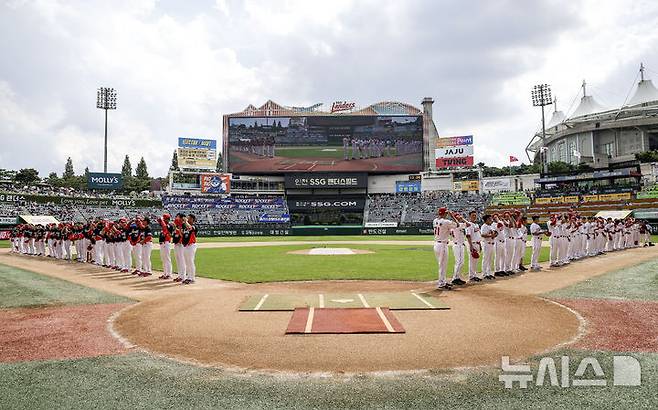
[
  {"xmin": 531, "ymin": 84, "xmax": 552, "ymax": 174},
  {"xmin": 96, "ymin": 87, "xmax": 117, "ymax": 173}
]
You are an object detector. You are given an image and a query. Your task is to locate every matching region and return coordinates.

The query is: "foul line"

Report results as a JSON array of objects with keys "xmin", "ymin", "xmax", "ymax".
[
  {"xmin": 304, "ymin": 307, "xmax": 315, "ymax": 333},
  {"xmin": 358, "ymin": 293, "xmax": 369, "ymax": 307},
  {"xmin": 254, "ymin": 294, "xmax": 269, "ymax": 310},
  {"xmin": 411, "ymin": 292, "xmax": 434, "ymax": 308},
  {"xmin": 318, "ymin": 294, "xmax": 325, "ymax": 308},
  {"xmin": 375, "ymin": 307, "xmax": 395, "ymax": 332}
]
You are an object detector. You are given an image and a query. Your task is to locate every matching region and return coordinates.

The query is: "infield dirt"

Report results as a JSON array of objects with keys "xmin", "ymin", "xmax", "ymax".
[{"xmin": 1, "ymin": 245, "xmax": 656, "ymax": 374}]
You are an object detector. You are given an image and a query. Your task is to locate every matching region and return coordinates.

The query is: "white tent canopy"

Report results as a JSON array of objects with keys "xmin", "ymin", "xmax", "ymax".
[
  {"xmin": 570, "ymin": 95, "xmax": 606, "ymax": 118},
  {"xmin": 627, "ymin": 79, "xmax": 658, "ymax": 106}
]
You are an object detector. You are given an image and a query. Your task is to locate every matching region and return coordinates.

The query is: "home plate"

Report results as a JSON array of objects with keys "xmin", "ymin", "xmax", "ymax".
[{"xmin": 285, "ymin": 307, "xmax": 405, "ymax": 334}]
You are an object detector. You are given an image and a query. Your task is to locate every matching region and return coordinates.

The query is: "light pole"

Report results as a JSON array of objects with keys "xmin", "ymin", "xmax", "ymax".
[
  {"xmin": 531, "ymin": 84, "xmax": 552, "ymax": 174},
  {"xmin": 96, "ymin": 87, "xmax": 117, "ymax": 173}
]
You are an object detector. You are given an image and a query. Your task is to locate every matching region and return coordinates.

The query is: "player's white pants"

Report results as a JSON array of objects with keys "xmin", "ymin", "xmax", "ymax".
[
  {"xmin": 95, "ymin": 240, "xmax": 104, "ymax": 265},
  {"xmin": 504, "ymin": 239, "xmax": 515, "ymax": 271},
  {"xmin": 141, "ymin": 242, "xmax": 152, "ymax": 273},
  {"xmin": 174, "ymin": 243, "xmax": 186, "ymax": 278},
  {"xmin": 482, "ymin": 242, "xmax": 494, "ymax": 276},
  {"xmin": 549, "ymin": 237, "xmax": 558, "ymax": 265},
  {"xmin": 495, "ymin": 241, "xmax": 505, "ymax": 272},
  {"xmin": 587, "ymin": 237, "xmax": 595, "ymax": 256},
  {"xmin": 468, "ymin": 242, "xmax": 481, "ymax": 279},
  {"xmin": 132, "ymin": 243, "xmax": 142, "ymax": 271},
  {"xmin": 63, "ymin": 240, "xmax": 72, "ymax": 260},
  {"xmin": 159, "ymin": 241, "xmax": 172, "ymax": 276},
  {"xmin": 183, "ymin": 243, "xmax": 197, "ymax": 282},
  {"xmin": 531, "ymin": 239, "xmax": 541, "ymax": 269},
  {"xmin": 119, "ymin": 242, "xmax": 129, "ymax": 270},
  {"xmin": 433, "ymin": 242, "xmax": 449, "ymax": 286},
  {"xmin": 452, "ymin": 243, "xmax": 465, "ymax": 281},
  {"xmin": 515, "ymin": 238, "xmax": 525, "ymax": 270}
]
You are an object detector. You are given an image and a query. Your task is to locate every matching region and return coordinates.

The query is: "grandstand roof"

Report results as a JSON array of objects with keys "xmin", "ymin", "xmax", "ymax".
[
  {"xmin": 547, "ymin": 108, "xmax": 566, "ymax": 128},
  {"xmin": 226, "ymin": 100, "xmax": 422, "ymax": 117},
  {"xmin": 569, "ymin": 93, "xmax": 607, "ymax": 119}
]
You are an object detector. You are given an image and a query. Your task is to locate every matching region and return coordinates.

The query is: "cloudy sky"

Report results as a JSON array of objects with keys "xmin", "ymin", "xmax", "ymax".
[{"xmin": 1, "ymin": 0, "xmax": 658, "ymax": 177}]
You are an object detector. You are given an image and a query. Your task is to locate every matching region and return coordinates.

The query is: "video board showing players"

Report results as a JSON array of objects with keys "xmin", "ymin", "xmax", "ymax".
[{"xmin": 227, "ymin": 115, "xmax": 423, "ymax": 173}]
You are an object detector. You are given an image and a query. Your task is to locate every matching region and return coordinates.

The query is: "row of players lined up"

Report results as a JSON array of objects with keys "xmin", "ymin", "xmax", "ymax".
[
  {"xmin": 9, "ymin": 214, "xmax": 199, "ymax": 285},
  {"xmin": 432, "ymin": 208, "xmax": 651, "ymax": 290},
  {"xmin": 341, "ymin": 138, "xmax": 422, "ymax": 160}
]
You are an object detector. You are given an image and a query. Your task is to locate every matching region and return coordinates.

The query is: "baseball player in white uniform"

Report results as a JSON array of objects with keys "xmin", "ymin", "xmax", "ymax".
[
  {"xmin": 480, "ymin": 215, "xmax": 496, "ymax": 279},
  {"xmin": 465, "ymin": 210, "xmax": 482, "ymax": 282},
  {"xmin": 450, "ymin": 213, "xmax": 468, "ymax": 286},
  {"xmin": 529, "ymin": 216, "xmax": 544, "ymax": 271},
  {"xmin": 433, "ymin": 207, "xmax": 458, "ymax": 290}
]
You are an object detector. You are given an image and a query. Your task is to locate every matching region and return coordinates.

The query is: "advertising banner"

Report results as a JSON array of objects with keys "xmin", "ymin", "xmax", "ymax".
[
  {"xmin": 395, "ymin": 181, "xmax": 421, "ymax": 193},
  {"xmin": 0, "ymin": 216, "xmax": 17, "ymax": 225},
  {"xmin": 200, "ymin": 173, "xmax": 231, "ymax": 194},
  {"xmin": 562, "ymin": 195, "xmax": 580, "ymax": 203},
  {"xmin": 285, "ymin": 173, "xmax": 367, "ymax": 189},
  {"xmin": 364, "ymin": 222, "xmax": 399, "ymax": 228},
  {"xmin": 0, "ymin": 192, "xmax": 161, "ymax": 208},
  {"xmin": 535, "ymin": 197, "xmax": 566, "ymax": 205},
  {"xmin": 598, "ymin": 192, "xmax": 631, "ymax": 201},
  {"xmin": 436, "ymin": 156, "xmax": 474, "ymax": 168},
  {"xmin": 481, "ymin": 178, "xmax": 512, "ymax": 193},
  {"xmin": 19, "ymin": 215, "xmax": 60, "ymax": 225},
  {"xmin": 177, "ymin": 138, "xmax": 217, "ymax": 170},
  {"xmin": 436, "ymin": 135, "xmax": 473, "ymax": 147},
  {"xmin": 258, "ymin": 214, "xmax": 291, "ymax": 223},
  {"xmin": 453, "ymin": 180, "xmax": 479, "ymax": 191},
  {"xmin": 435, "ymin": 145, "xmax": 474, "ymax": 158},
  {"xmin": 287, "ymin": 197, "xmax": 366, "ymax": 211},
  {"xmin": 87, "ymin": 172, "xmax": 123, "ymax": 190},
  {"xmin": 583, "ymin": 195, "xmax": 599, "ymax": 202}
]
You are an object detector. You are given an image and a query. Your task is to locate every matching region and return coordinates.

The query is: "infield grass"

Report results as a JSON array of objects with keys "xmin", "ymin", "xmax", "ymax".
[
  {"xmin": 275, "ymin": 145, "xmax": 346, "ymax": 159},
  {"xmin": 151, "ymin": 245, "xmax": 549, "ymax": 283},
  {"xmin": 544, "ymin": 256, "xmax": 658, "ymax": 301},
  {"xmin": 196, "ymin": 235, "xmax": 433, "ymax": 243},
  {"xmin": 0, "ymin": 349, "xmax": 654, "ymax": 409},
  {"xmin": 0, "ymin": 263, "xmax": 131, "ymax": 308}
]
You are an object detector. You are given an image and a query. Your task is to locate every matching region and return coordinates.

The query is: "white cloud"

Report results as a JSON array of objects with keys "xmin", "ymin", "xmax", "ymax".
[{"xmin": 1, "ymin": 0, "xmax": 657, "ymax": 175}]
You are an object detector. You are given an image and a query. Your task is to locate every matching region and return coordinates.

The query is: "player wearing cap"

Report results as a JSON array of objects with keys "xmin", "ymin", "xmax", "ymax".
[
  {"xmin": 433, "ymin": 207, "xmax": 458, "ymax": 290},
  {"xmin": 182, "ymin": 214, "xmax": 197, "ymax": 284},
  {"xmin": 492, "ymin": 214, "xmax": 506, "ymax": 276},
  {"xmin": 172, "ymin": 213, "xmax": 187, "ymax": 283},
  {"xmin": 450, "ymin": 212, "xmax": 468, "ymax": 286},
  {"xmin": 480, "ymin": 214, "xmax": 496, "ymax": 279},
  {"xmin": 138, "ymin": 217, "xmax": 153, "ymax": 277},
  {"xmin": 529, "ymin": 216, "xmax": 544, "ymax": 271},
  {"xmin": 158, "ymin": 213, "xmax": 175, "ymax": 280},
  {"xmin": 515, "ymin": 215, "xmax": 528, "ymax": 272},
  {"xmin": 465, "ymin": 210, "xmax": 482, "ymax": 282},
  {"xmin": 129, "ymin": 218, "xmax": 142, "ymax": 274}
]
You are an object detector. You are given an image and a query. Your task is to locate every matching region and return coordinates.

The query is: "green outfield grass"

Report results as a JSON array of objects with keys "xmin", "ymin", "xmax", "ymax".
[
  {"xmin": 275, "ymin": 145, "xmax": 347, "ymax": 159},
  {"xmin": 545, "ymin": 257, "xmax": 658, "ymax": 301},
  {"xmin": 151, "ymin": 245, "xmax": 549, "ymax": 283},
  {"xmin": 0, "ymin": 349, "xmax": 654, "ymax": 409},
  {"xmin": 0, "ymin": 263, "xmax": 131, "ymax": 308}
]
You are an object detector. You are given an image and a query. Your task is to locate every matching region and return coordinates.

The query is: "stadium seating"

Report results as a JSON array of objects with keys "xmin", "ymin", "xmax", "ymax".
[{"xmin": 365, "ymin": 192, "xmax": 490, "ymax": 227}]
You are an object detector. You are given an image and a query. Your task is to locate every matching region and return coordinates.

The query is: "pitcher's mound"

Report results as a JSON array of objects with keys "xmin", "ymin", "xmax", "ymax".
[{"xmin": 288, "ymin": 248, "xmax": 374, "ymax": 255}]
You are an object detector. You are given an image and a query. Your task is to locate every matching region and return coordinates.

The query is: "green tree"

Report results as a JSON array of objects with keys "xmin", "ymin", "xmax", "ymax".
[
  {"xmin": 135, "ymin": 157, "xmax": 149, "ymax": 179},
  {"xmin": 84, "ymin": 167, "xmax": 90, "ymax": 179},
  {"xmin": 121, "ymin": 155, "xmax": 132, "ymax": 177},
  {"xmin": 216, "ymin": 152, "xmax": 224, "ymax": 172},
  {"xmin": 63, "ymin": 157, "xmax": 75, "ymax": 179},
  {"xmin": 170, "ymin": 150, "xmax": 179, "ymax": 171},
  {"xmin": 14, "ymin": 168, "xmax": 40, "ymax": 185},
  {"xmin": 47, "ymin": 172, "xmax": 60, "ymax": 186},
  {"xmin": 547, "ymin": 161, "xmax": 574, "ymax": 173}
]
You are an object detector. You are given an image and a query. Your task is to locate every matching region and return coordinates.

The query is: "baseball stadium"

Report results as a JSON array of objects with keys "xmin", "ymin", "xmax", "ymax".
[{"xmin": 2, "ymin": 81, "xmax": 658, "ymax": 408}]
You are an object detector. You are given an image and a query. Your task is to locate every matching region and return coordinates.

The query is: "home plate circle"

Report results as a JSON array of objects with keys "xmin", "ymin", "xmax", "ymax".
[{"xmin": 288, "ymin": 248, "xmax": 374, "ymax": 255}]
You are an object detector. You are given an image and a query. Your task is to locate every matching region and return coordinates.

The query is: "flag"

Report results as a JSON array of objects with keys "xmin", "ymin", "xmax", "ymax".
[{"xmin": 509, "ymin": 155, "xmax": 519, "ymax": 162}]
